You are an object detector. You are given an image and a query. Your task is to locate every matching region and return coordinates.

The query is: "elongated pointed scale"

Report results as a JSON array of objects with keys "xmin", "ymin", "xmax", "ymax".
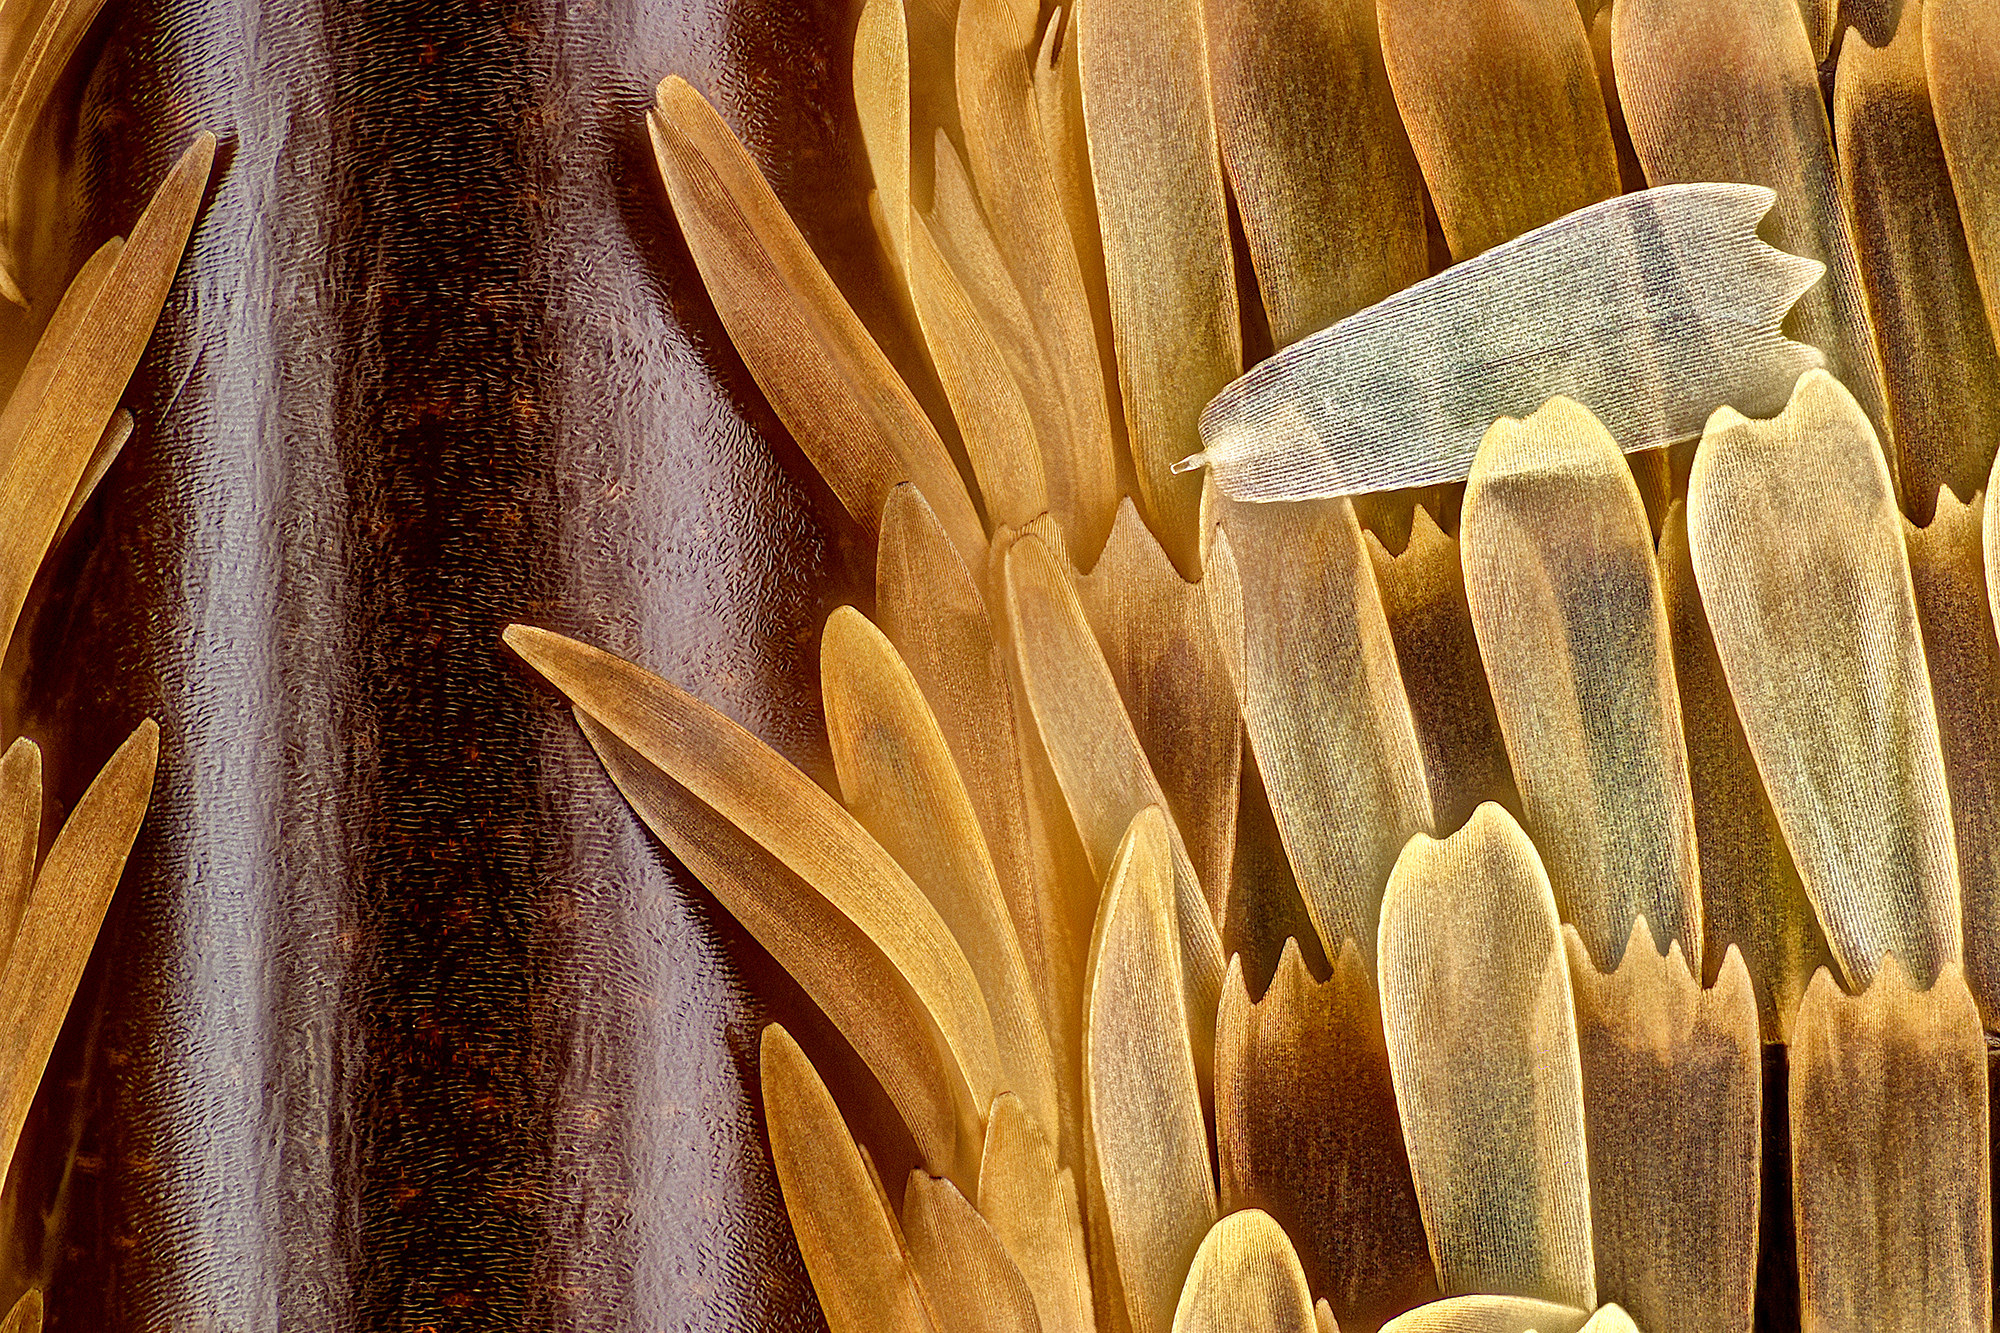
[
  {"xmin": 1566, "ymin": 923, "xmax": 1760, "ymax": 1333},
  {"xmin": 54, "ymin": 408, "xmax": 135, "ymax": 548},
  {"xmin": 1835, "ymin": 3, "xmax": 2000, "ymax": 522},
  {"xmin": 1791, "ymin": 961, "xmax": 1990, "ymax": 1332},
  {"xmin": 923, "ymin": 125, "xmax": 1088, "ymax": 551},
  {"xmin": 908, "ymin": 213, "xmax": 1051, "ymax": 534},
  {"xmin": 1687, "ymin": 369, "xmax": 1962, "ymax": 989},
  {"xmin": 1195, "ymin": 186, "xmax": 1824, "ymax": 501},
  {"xmin": 1086, "ymin": 808, "xmax": 1215, "ymax": 1333},
  {"xmin": 0, "ymin": 1289, "xmax": 39, "ymax": 1333},
  {"xmin": 1083, "ymin": 1104, "xmax": 1135, "ymax": 1333},
  {"xmin": 854, "ymin": 0, "xmax": 912, "ymax": 281},
  {"xmin": 1379, "ymin": 803, "xmax": 1594, "ymax": 1310},
  {"xmin": 0, "ymin": 0, "xmax": 114, "ymax": 299},
  {"xmin": 1989, "ymin": 462, "xmax": 2000, "ymax": 981},
  {"xmin": 1797, "ymin": 0, "xmax": 1837, "ymax": 58},
  {"xmin": 901, "ymin": 0, "xmax": 958, "ymax": 172},
  {"xmin": 979, "ymin": 1093, "xmax": 1095, "ymax": 1333},
  {"xmin": 1171, "ymin": 1210, "xmax": 1317, "ymax": 1333},
  {"xmin": 760, "ymin": 1025, "xmax": 938, "ymax": 1333},
  {"xmin": 503, "ymin": 626, "xmax": 1007, "ymax": 1149},
  {"xmin": 1078, "ymin": 0, "xmax": 1241, "ymax": 575},
  {"xmin": 1611, "ymin": 0, "xmax": 1892, "ymax": 460},
  {"xmin": 1586, "ymin": 6, "xmax": 1648, "ymax": 198},
  {"xmin": 648, "ymin": 78, "xmax": 986, "ymax": 573},
  {"xmin": 0, "ymin": 133, "xmax": 213, "ymax": 662},
  {"xmin": 903, "ymin": 1172, "xmax": 1043, "ymax": 1333},
  {"xmin": 0, "ymin": 719, "xmax": 157, "ymax": 1185},
  {"xmin": 1077, "ymin": 501, "xmax": 1241, "ymax": 911},
  {"xmin": 822, "ymin": 606, "xmax": 1064, "ymax": 1162},
  {"xmin": 0, "ymin": 236, "xmax": 122, "ymax": 474},
  {"xmin": 1221, "ymin": 752, "xmax": 1329, "ymax": 996},
  {"xmin": 1659, "ymin": 502, "xmax": 1832, "ymax": 1039},
  {"xmin": 578, "ymin": 713, "xmax": 977, "ymax": 1185},
  {"xmin": 957, "ymin": 0, "xmax": 1119, "ymax": 562},
  {"xmin": 0, "ymin": 738, "xmax": 38, "ymax": 957},
  {"xmin": 1461, "ymin": 396, "xmax": 1701, "ymax": 970},
  {"xmin": 1003, "ymin": 532, "xmax": 1224, "ymax": 1074},
  {"xmin": 875, "ymin": 485, "xmax": 1082, "ymax": 1095},
  {"xmin": 1034, "ymin": 9, "xmax": 1121, "ymax": 434}
]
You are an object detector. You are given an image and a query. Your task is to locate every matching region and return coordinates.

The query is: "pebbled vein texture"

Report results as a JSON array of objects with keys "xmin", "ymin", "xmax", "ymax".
[{"xmin": 5, "ymin": 0, "xmax": 897, "ymax": 1328}]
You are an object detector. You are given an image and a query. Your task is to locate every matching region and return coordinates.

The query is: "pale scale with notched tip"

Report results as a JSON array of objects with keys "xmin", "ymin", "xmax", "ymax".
[{"xmin": 1185, "ymin": 183, "xmax": 1828, "ymax": 501}]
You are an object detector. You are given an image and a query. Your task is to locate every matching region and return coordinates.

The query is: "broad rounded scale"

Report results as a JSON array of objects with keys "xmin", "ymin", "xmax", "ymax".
[
  {"xmin": 1565, "ymin": 921, "xmax": 1761, "ymax": 1333},
  {"xmin": 1460, "ymin": 395, "xmax": 1702, "ymax": 973},
  {"xmin": 1378, "ymin": 803, "xmax": 1594, "ymax": 1311},
  {"xmin": 1687, "ymin": 368, "xmax": 1962, "ymax": 990}
]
